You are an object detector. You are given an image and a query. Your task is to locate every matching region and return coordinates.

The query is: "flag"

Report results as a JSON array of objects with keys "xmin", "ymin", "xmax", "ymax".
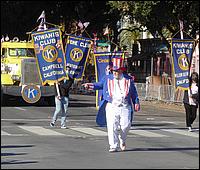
[
  {"xmin": 83, "ymin": 22, "xmax": 90, "ymax": 28},
  {"xmin": 31, "ymin": 28, "xmax": 66, "ymax": 85},
  {"xmin": 77, "ymin": 21, "xmax": 90, "ymax": 33},
  {"xmin": 1, "ymin": 35, "xmax": 4, "ymax": 42},
  {"xmin": 37, "ymin": 10, "xmax": 47, "ymax": 31},
  {"xmin": 171, "ymin": 39, "xmax": 195, "ymax": 90},
  {"xmin": 103, "ymin": 26, "xmax": 109, "ymax": 35},
  {"xmin": 77, "ymin": 21, "xmax": 84, "ymax": 30},
  {"xmin": 37, "ymin": 10, "xmax": 45, "ymax": 22},
  {"xmin": 65, "ymin": 35, "xmax": 92, "ymax": 80}
]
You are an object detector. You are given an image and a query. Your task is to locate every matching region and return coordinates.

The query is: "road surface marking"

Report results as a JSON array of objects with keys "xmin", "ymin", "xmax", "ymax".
[
  {"xmin": 1, "ymin": 130, "xmax": 11, "ymax": 135},
  {"xmin": 1, "ymin": 119, "xmax": 94, "ymax": 122},
  {"xmin": 161, "ymin": 129, "xmax": 199, "ymax": 138},
  {"xmin": 70, "ymin": 127, "xmax": 107, "ymax": 136},
  {"xmin": 18, "ymin": 126, "xmax": 65, "ymax": 136},
  {"xmin": 129, "ymin": 129, "xmax": 168, "ymax": 137},
  {"xmin": 1, "ymin": 130, "xmax": 28, "ymax": 136},
  {"xmin": 2, "ymin": 126, "xmax": 199, "ymax": 138},
  {"xmin": 14, "ymin": 107, "xmax": 26, "ymax": 111}
]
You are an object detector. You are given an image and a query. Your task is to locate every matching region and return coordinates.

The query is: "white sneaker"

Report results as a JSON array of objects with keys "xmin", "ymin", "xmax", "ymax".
[
  {"xmin": 188, "ymin": 127, "xmax": 192, "ymax": 132},
  {"xmin": 61, "ymin": 126, "xmax": 67, "ymax": 129},
  {"xmin": 50, "ymin": 122, "xmax": 55, "ymax": 127},
  {"xmin": 109, "ymin": 148, "xmax": 118, "ymax": 153}
]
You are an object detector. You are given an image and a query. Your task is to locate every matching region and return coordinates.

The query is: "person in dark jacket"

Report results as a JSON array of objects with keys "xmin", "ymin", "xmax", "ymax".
[
  {"xmin": 50, "ymin": 66, "xmax": 74, "ymax": 129},
  {"xmin": 183, "ymin": 72, "xmax": 199, "ymax": 132}
]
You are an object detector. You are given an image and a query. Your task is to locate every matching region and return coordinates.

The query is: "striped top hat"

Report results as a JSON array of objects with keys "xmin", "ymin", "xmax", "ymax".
[{"xmin": 112, "ymin": 57, "xmax": 126, "ymax": 71}]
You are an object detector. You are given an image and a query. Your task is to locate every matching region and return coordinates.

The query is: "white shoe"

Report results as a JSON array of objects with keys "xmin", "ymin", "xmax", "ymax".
[
  {"xmin": 61, "ymin": 126, "xmax": 67, "ymax": 129},
  {"xmin": 188, "ymin": 127, "xmax": 192, "ymax": 132},
  {"xmin": 109, "ymin": 148, "xmax": 118, "ymax": 153},
  {"xmin": 50, "ymin": 122, "xmax": 55, "ymax": 127}
]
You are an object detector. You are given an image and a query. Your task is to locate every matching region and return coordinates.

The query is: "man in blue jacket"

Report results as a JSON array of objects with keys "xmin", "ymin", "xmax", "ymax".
[{"xmin": 83, "ymin": 57, "xmax": 140, "ymax": 152}]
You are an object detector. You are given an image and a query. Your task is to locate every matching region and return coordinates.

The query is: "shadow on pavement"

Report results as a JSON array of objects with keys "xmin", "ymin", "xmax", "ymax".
[
  {"xmin": 1, "ymin": 145, "xmax": 35, "ymax": 148},
  {"xmin": 1, "ymin": 153, "xmax": 27, "ymax": 156},
  {"xmin": 124, "ymin": 146, "xmax": 199, "ymax": 152},
  {"xmin": 1, "ymin": 160, "xmax": 38, "ymax": 165},
  {"xmin": 1, "ymin": 144, "xmax": 37, "ymax": 165},
  {"xmin": 1, "ymin": 96, "xmax": 95, "ymax": 107}
]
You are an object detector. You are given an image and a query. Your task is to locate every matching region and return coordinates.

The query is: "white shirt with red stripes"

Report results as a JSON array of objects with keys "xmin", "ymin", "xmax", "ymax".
[{"xmin": 108, "ymin": 76, "xmax": 130, "ymax": 107}]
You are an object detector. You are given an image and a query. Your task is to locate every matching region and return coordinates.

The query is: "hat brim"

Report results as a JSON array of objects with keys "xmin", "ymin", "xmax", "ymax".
[{"xmin": 112, "ymin": 67, "xmax": 126, "ymax": 71}]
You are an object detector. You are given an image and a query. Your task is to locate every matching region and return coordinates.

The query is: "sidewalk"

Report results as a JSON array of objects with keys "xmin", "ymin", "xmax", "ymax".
[
  {"xmin": 140, "ymin": 100, "xmax": 184, "ymax": 112},
  {"xmin": 70, "ymin": 94, "xmax": 184, "ymax": 112},
  {"xmin": 70, "ymin": 94, "xmax": 199, "ymax": 121}
]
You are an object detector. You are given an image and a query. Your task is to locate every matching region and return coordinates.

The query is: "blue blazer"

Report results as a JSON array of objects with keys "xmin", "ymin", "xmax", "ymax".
[{"xmin": 93, "ymin": 73, "xmax": 140, "ymax": 126}]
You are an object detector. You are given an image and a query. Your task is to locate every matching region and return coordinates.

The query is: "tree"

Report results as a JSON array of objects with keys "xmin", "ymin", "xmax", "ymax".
[
  {"xmin": 107, "ymin": 1, "xmax": 199, "ymax": 48},
  {"xmin": 1, "ymin": 1, "xmax": 110, "ymax": 40}
]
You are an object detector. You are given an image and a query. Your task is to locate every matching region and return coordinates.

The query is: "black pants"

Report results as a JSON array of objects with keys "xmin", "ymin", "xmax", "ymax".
[{"xmin": 184, "ymin": 103, "xmax": 198, "ymax": 127}]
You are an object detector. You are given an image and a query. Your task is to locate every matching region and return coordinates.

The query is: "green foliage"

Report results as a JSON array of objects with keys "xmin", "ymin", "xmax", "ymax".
[
  {"xmin": 1, "ymin": 1, "xmax": 109, "ymax": 39},
  {"xmin": 2, "ymin": 1, "xmax": 198, "ymax": 44},
  {"xmin": 108, "ymin": 1, "xmax": 199, "ymax": 40}
]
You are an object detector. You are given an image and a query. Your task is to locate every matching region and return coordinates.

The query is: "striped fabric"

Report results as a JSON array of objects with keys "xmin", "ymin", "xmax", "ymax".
[
  {"xmin": 88, "ymin": 84, "xmax": 94, "ymax": 90},
  {"xmin": 108, "ymin": 79, "xmax": 114, "ymax": 98},
  {"xmin": 37, "ymin": 10, "xmax": 47, "ymax": 31},
  {"xmin": 112, "ymin": 57, "xmax": 124, "ymax": 70},
  {"xmin": 108, "ymin": 78, "xmax": 130, "ymax": 98}
]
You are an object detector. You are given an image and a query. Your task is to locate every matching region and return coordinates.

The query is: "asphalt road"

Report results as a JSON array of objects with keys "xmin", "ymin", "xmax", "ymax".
[{"xmin": 1, "ymin": 94, "xmax": 199, "ymax": 169}]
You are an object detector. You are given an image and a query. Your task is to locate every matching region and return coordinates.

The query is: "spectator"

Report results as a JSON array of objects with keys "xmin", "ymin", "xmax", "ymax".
[{"xmin": 183, "ymin": 72, "xmax": 199, "ymax": 132}]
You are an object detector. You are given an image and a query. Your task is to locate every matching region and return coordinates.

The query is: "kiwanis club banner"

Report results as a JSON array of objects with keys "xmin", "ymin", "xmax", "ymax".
[
  {"xmin": 65, "ymin": 35, "xmax": 92, "ymax": 80},
  {"xmin": 171, "ymin": 39, "xmax": 195, "ymax": 90},
  {"xmin": 32, "ymin": 28, "xmax": 66, "ymax": 85},
  {"xmin": 94, "ymin": 52, "xmax": 124, "ymax": 108}
]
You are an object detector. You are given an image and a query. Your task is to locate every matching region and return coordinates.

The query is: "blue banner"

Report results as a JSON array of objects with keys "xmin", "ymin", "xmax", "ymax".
[
  {"xmin": 94, "ymin": 52, "xmax": 124, "ymax": 108},
  {"xmin": 32, "ymin": 28, "xmax": 66, "ymax": 85},
  {"xmin": 65, "ymin": 35, "xmax": 92, "ymax": 80},
  {"xmin": 171, "ymin": 39, "xmax": 195, "ymax": 90}
]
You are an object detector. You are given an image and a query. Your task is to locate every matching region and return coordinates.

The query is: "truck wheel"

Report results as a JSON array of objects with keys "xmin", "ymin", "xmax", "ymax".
[
  {"xmin": 46, "ymin": 96, "xmax": 55, "ymax": 106},
  {"xmin": 1, "ymin": 93, "xmax": 8, "ymax": 106},
  {"xmin": 1, "ymin": 92, "xmax": 3, "ymax": 106}
]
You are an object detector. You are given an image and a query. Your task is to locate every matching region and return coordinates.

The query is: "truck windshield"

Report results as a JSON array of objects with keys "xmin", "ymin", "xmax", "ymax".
[{"xmin": 9, "ymin": 48, "xmax": 35, "ymax": 57}]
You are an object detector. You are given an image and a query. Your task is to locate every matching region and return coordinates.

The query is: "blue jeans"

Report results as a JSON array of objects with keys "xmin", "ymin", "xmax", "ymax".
[{"xmin": 51, "ymin": 96, "xmax": 69, "ymax": 127}]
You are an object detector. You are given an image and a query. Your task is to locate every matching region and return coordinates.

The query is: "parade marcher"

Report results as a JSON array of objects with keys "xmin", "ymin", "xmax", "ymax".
[
  {"xmin": 50, "ymin": 66, "xmax": 74, "ymax": 129},
  {"xmin": 82, "ymin": 58, "xmax": 140, "ymax": 152},
  {"xmin": 183, "ymin": 72, "xmax": 199, "ymax": 132}
]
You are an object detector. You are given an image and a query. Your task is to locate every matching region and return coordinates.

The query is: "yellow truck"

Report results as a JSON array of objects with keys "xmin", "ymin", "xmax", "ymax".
[{"xmin": 1, "ymin": 37, "xmax": 55, "ymax": 105}]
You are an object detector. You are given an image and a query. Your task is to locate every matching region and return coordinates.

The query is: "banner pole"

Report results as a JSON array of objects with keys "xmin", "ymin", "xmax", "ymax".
[{"xmin": 56, "ymin": 83, "xmax": 60, "ymax": 97}]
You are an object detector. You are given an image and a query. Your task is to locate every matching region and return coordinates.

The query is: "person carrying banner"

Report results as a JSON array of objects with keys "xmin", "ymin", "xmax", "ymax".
[
  {"xmin": 82, "ymin": 58, "xmax": 140, "ymax": 152},
  {"xmin": 183, "ymin": 72, "xmax": 199, "ymax": 132},
  {"xmin": 50, "ymin": 66, "xmax": 74, "ymax": 129}
]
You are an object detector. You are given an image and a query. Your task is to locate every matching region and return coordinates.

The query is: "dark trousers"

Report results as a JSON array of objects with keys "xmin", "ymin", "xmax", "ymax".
[{"xmin": 184, "ymin": 103, "xmax": 198, "ymax": 127}]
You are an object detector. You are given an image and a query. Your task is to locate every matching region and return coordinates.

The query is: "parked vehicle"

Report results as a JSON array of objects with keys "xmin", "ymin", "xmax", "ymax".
[{"xmin": 1, "ymin": 36, "xmax": 55, "ymax": 105}]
